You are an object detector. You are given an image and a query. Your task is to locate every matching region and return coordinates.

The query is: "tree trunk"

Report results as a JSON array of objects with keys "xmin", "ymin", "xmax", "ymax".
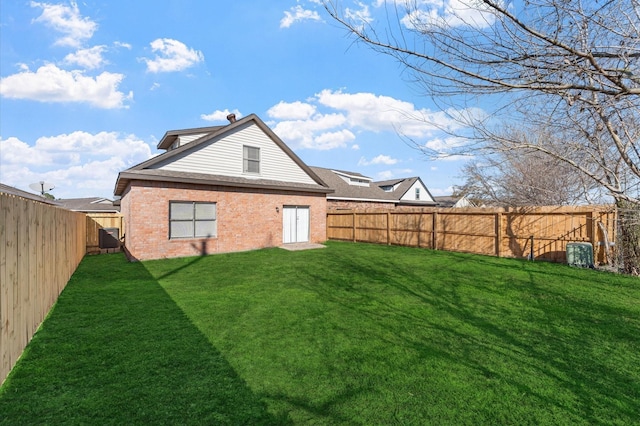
[{"xmin": 617, "ymin": 200, "xmax": 640, "ymax": 276}]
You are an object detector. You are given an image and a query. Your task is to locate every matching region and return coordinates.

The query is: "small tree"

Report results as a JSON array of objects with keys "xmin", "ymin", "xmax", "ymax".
[{"xmin": 324, "ymin": 0, "xmax": 640, "ymax": 273}]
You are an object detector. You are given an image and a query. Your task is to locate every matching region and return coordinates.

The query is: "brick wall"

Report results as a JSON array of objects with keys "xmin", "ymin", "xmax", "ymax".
[{"xmin": 122, "ymin": 180, "xmax": 327, "ymax": 260}]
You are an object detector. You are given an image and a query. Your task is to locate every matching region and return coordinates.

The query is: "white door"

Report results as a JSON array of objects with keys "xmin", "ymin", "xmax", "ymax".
[{"xmin": 283, "ymin": 206, "xmax": 310, "ymax": 244}]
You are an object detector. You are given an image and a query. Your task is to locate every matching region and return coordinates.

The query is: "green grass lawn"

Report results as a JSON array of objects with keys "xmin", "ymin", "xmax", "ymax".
[{"xmin": 1, "ymin": 241, "xmax": 639, "ymax": 425}]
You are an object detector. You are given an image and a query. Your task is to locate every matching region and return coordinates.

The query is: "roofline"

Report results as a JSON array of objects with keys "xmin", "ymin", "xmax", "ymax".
[
  {"xmin": 396, "ymin": 200, "xmax": 438, "ymax": 206},
  {"xmin": 328, "ymin": 196, "xmax": 396, "ymax": 204},
  {"xmin": 331, "ymin": 169, "xmax": 373, "ymax": 181},
  {"xmin": 115, "ymin": 171, "xmax": 333, "ymax": 196},
  {"xmin": 118, "ymin": 114, "xmax": 329, "ymax": 190},
  {"xmin": 0, "ymin": 184, "xmax": 60, "ymax": 205},
  {"xmin": 156, "ymin": 125, "xmax": 225, "ymax": 150},
  {"xmin": 69, "ymin": 209, "xmax": 120, "ymax": 213}
]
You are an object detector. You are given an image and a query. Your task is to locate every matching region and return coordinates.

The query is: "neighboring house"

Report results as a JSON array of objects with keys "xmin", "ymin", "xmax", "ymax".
[
  {"xmin": 0, "ymin": 183, "xmax": 59, "ymax": 205},
  {"xmin": 375, "ymin": 177, "xmax": 437, "ymax": 208},
  {"xmin": 310, "ymin": 168, "xmax": 437, "ymax": 210},
  {"xmin": 114, "ymin": 114, "xmax": 332, "ymax": 261},
  {"xmin": 310, "ymin": 167, "xmax": 399, "ymax": 210},
  {"xmin": 57, "ymin": 197, "xmax": 120, "ymax": 213},
  {"xmin": 434, "ymin": 195, "xmax": 476, "ymax": 208}
]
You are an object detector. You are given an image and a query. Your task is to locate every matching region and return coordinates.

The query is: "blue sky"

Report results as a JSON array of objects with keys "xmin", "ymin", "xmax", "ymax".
[{"xmin": 0, "ymin": 0, "xmax": 476, "ymax": 199}]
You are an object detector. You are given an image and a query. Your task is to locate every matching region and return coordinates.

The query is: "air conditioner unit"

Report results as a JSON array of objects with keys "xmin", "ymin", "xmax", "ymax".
[
  {"xmin": 566, "ymin": 242, "xmax": 594, "ymax": 268},
  {"xmin": 99, "ymin": 227, "xmax": 120, "ymax": 249}
]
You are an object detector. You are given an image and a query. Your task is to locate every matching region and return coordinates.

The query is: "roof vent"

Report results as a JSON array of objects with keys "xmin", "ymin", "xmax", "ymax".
[{"xmin": 226, "ymin": 113, "xmax": 237, "ymax": 123}]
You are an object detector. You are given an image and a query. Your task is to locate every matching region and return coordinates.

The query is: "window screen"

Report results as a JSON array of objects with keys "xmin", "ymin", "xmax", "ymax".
[
  {"xmin": 243, "ymin": 146, "xmax": 260, "ymax": 174},
  {"xmin": 169, "ymin": 202, "xmax": 216, "ymax": 239}
]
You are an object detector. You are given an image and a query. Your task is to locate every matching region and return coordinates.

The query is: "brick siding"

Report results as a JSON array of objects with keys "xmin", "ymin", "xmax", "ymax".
[{"xmin": 121, "ymin": 180, "xmax": 327, "ymax": 260}]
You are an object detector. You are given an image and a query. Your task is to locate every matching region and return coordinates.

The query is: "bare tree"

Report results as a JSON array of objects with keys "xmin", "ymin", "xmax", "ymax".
[
  {"xmin": 324, "ymin": 0, "xmax": 640, "ymax": 273},
  {"xmin": 457, "ymin": 132, "xmax": 598, "ymax": 207}
]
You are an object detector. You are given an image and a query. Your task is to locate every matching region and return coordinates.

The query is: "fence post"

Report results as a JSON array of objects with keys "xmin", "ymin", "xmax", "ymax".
[
  {"xmin": 432, "ymin": 211, "xmax": 438, "ymax": 250},
  {"xmin": 352, "ymin": 212, "xmax": 356, "ymax": 243},
  {"xmin": 496, "ymin": 212, "xmax": 502, "ymax": 257},
  {"xmin": 386, "ymin": 212, "xmax": 391, "ymax": 245}
]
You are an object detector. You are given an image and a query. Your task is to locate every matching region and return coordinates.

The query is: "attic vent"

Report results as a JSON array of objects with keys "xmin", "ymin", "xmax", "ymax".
[{"xmin": 227, "ymin": 113, "xmax": 237, "ymax": 123}]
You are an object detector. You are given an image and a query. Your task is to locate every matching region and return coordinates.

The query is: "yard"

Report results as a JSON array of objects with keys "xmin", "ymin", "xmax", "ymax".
[{"xmin": 1, "ymin": 241, "xmax": 639, "ymax": 425}]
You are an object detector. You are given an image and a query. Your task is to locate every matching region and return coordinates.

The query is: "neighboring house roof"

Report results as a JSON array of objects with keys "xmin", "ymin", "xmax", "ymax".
[
  {"xmin": 114, "ymin": 114, "xmax": 331, "ymax": 196},
  {"xmin": 434, "ymin": 195, "xmax": 476, "ymax": 208},
  {"xmin": 374, "ymin": 177, "xmax": 437, "ymax": 206},
  {"xmin": 57, "ymin": 197, "xmax": 120, "ymax": 213},
  {"xmin": 310, "ymin": 167, "xmax": 398, "ymax": 204},
  {"xmin": 0, "ymin": 183, "xmax": 59, "ymax": 205}
]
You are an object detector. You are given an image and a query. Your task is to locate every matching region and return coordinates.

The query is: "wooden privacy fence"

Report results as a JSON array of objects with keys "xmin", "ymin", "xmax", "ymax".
[
  {"xmin": 1, "ymin": 192, "xmax": 86, "ymax": 385},
  {"xmin": 327, "ymin": 205, "xmax": 617, "ymax": 264}
]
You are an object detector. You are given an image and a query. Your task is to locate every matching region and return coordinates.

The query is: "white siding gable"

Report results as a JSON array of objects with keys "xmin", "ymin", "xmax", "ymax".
[
  {"xmin": 400, "ymin": 180, "xmax": 435, "ymax": 202},
  {"xmin": 149, "ymin": 122, "xmax": 317, "ymax": 185}
]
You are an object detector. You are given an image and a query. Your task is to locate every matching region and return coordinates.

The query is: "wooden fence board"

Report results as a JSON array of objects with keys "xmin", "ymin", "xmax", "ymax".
[{"xmin": 0, "ymin": 193, "xmax": 86, "ymax": 385}]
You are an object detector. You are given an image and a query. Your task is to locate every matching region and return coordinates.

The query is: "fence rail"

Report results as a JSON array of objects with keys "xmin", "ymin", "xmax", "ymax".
[
  {"xmin": 0, "ymin": 193, "xmax": 86, "ymax": 385},
  {"xmin": 327, "ymin": 205, "xmax": 616, "ymax": 263}
]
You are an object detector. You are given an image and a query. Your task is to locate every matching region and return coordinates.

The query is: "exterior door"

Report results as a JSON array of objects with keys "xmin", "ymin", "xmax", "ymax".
[{"xmin": 283, "ymin": 206, "xmax": 310, "ymax": 244}]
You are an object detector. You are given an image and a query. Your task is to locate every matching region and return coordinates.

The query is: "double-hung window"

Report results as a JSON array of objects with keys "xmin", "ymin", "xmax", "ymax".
[
  {"xmin": 415, "ymin": 188, "xmax": 421, "ymax": 200},
  {"xmin": 169, "ymin": 201, "xmax": 217, "ymax": 239},
  {"xmin": 243, "ymin": 145, "xmax": 260, "ymax": 174}
]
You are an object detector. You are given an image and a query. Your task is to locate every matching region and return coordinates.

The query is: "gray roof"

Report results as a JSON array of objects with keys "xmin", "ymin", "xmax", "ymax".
[
  {"xmin": 57, "ymin": 197, "xmax": 120, "ymax": 213},
  {"xmin": 117, "ymin": 169, "xmax": 332, "ymax": 194},
  {"xmin": 375, "ymin": 178, "xmax": 405, "ymax": 187},
  {"xmin": 310, "ymin": 167, "xmax": 397, "ymax": 203},
  {"xmin": 434, "ymin": 195, "xmax": 475, "ymax": 208},
  {"xmin": 0, "ymin": 183, "xmax": 60, "ymax": 205},
  {"xmin": 115, "ymin": 114, "xmax": 331, "ymax": 196}
]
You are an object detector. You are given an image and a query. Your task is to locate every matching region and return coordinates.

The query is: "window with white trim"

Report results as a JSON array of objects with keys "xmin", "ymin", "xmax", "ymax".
[
  {"xmin": 243, "ymin": 145, "xmax": 260, "ymax": 174},
  {"xmin": 415, "ymin": 188, "xmax": 420, "ymax": 200},
  {"xmin": 169, "ymin": 201, "xmax": 217, "ymax": 239}
]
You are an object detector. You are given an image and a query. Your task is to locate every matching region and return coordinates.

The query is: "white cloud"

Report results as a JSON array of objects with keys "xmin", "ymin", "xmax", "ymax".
[
  {"xmin": 424, "ymin": 136, "xmax": 474, "ymax": 161},
  {"xmin": 315, "ymin": 89, "xmax": 462, "ymax": 137},
  {"xmin": 352, "ymin": 144, "xmax": 360, "ymax": 150},
  {"xmin": 31, "ymin": 1, "xmax": 97, "ymax": 47},
  {"xmin": 345, "ymin": 2, "xmax": 373, "ymax": 26},
  {"xmin": 0, "ymin": 137, "xmax": 52, "ymax": 165},
  {"xmin": 0, "ymin": 64, "xmax": 132, "ymax": 109},
  {"xmin": 267, "ymin": 101, "xmax": 316, "ymax": 120},
  {"xmin": 63, "ymin": 45, "xmax": 107, "ymax": 69},
  {"xmin": 401, "ymin": 0, "xmax": 499, "ymax": 30},
  {"xmin": 377, "ymin": 170, "xmax": 394, "ymax": 180},
  {"xmin": 424, "ymin": 136, "xmax": 468, "ymax": 152},
  {"xmin": 271, "ymin": 113, "xmax": 348, "ymax": 149},
  {"xmin": 143, "ymin": 38, "xmax": 204, "ymax": 73},
  {"xmin": 359, "ymin": 154, "xmax": 399, "ymax": 166},
  {"xmin": 200, "ymin": 109, "xmax": 242, "ymax": 122},
  {"xmin": 0, "ymin": 132, "xmax": 153, "ymax": 198},
  {"xmin": 114, "ymin": 41, "xmax": 132, "ymax": 49},
  {"xmin": 280, "ymin": 5, "xmax": 322, "ymax": 28},
  {"xmin": 312, "ymin": 129, "xmax": 356, "ymax": 150},
  {"xmin": 263, "ymin": 89, "xmax": 478, "ymax": 152}
]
